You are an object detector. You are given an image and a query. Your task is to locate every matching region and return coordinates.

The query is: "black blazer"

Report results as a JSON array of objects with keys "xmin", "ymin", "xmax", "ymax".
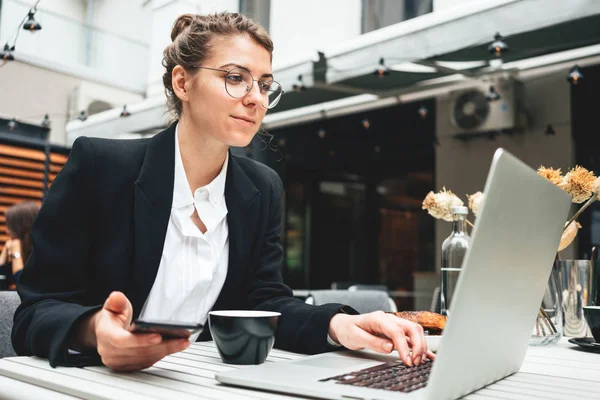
[{"xmin": 12, "ymin": 123, "xmax": 352, "ymax": 367}]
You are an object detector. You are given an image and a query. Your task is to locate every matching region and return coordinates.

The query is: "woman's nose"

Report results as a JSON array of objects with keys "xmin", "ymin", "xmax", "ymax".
[{"xmin": 244, "ymin": 83, "xmax": 264, "ymax": 107}]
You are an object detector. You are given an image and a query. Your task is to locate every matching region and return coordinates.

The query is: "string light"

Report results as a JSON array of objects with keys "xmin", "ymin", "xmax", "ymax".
[
  {"xmin": 292, "ymin": 75, "xmax": 306, "ymax": 92},
  {"xmin": 41, "ymin": 114, "xmax": 51, "ymax": 128},
  {"xmin": 362, "ymin": 118, "xmax": 371, "ymax": 129},
  {"xmin": 2, "ymin": 0, "xmax": 43, "ymax": 62},
  {"xmin": 120, "ymin": 105, "xmax": 130, "ymax": 117},
  {"xmin": 318, "ymin": 128, "xmax": 326, "ymax": 139},
  {"xmin": 23, "ymin": 11, "xmax": 42, "ymax": 31},
  {"xmin": 418, "ymin": 104, "xmax": 428, "ymax": 119},
  {"xmin": 0, "ymin": 44, "xmax": 14, "ymax": 61},
  {"xmin": 8, "ymin": 118, "xmax": 17, "ymax": 131},
  {"xmin": 374, "ymin": 58, "xmax": 390, "ymax": 78},
  {"xmin": 78, "ymin": 111, "xmax": 88, "ymax": 121},
  {"xmin": 487, "ymin": 33, "xmax": 508, "ymax": 57},
  {"xmin": 567, "ymin": 65, "xmax": 584, "ymax": 85}
]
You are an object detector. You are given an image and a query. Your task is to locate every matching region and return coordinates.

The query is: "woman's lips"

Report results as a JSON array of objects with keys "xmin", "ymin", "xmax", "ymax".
[{"xmin": 231, "ymin": 116, "xmax": 256, "ymax": 125}]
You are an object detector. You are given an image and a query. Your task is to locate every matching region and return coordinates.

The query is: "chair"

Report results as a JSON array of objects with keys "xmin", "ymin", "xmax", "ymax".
[
  {"xmin": 305, "ymin": 290, "xmax": 397, "ymax": 313},
  {"xmin": 0, "ymin": 291, "xmax": 20, "ymax": 358},
  {"xmin": 347, "ymin": 284, "xmax": 389, "ymax": 292},
  {"xmin": 330, "ymin": 281, "xmax": 355, "ymax": 290}
]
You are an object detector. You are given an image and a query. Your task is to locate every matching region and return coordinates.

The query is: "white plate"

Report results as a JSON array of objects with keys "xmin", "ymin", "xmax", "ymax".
[{"xmin": 425, "ymin": 335, "xmax": 442, "ymax": 352}]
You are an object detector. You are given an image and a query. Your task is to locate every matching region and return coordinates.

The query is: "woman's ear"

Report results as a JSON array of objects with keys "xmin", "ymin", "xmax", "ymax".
[{"xmin": 172, "ymin": 65, "xmax": 188, "ymax": 102}]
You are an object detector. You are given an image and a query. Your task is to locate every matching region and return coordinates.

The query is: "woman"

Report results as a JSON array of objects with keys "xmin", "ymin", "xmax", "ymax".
[
  {"xmin": 12, "ymin": 12, "xmax": 432, "ymax": 371},
  {"xmin": 0, "ymin": 201, "xmax": 40, "ymax": 289}
]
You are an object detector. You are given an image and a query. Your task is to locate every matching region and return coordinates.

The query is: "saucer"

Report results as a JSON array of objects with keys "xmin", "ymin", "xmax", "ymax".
[{"xmin": 568, "ymin": 337, "xmax": 600, "ymax": 352}]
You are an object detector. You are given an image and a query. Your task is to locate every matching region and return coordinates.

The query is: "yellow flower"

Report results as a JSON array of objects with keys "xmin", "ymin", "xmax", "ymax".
[
  {"xmin": 558, "ymin": 166, "xmax": 596, "ymax": 203},
  {"xmin": 537, "ymin": 166, "xmax": 562, "ymax": 185},
  {"xmin": 422, "ymin": 188, "xmax": 464, "ymax": 221},
  {"xmin": 467, "ymin": 191, "xmax": 484, "ymax": 217}
]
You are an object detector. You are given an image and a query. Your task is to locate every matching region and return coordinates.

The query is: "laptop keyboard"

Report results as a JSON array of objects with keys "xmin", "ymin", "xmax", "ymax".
[{"xmin": 319, "ymin": 359, "xmax": 433, "ymax": 393}]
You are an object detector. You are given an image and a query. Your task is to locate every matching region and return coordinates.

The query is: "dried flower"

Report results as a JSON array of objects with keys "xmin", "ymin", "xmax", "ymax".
[
  {"xmin": 558, "ymin": 221, "xmax": 582, "ymax": 251},
  {"xmin": 422, "ymin": 188, "xmax": 464, "ymax": 221},
  {"xmin": 537, "ymin": 166, "xmax": 562, "ymax": 185},
  {"xmin": 558, "ymin": 166, "xmax": 596, "ymax": 203},
  {"xmin": 467, "ymin": 191, "xmax": 484, "ymax": 217},
  {"xmin": 594, "ymin": 177, "xmax": 600, "ymax": 199}
]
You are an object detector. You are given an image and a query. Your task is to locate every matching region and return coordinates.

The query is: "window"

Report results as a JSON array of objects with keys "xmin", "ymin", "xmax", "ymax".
[
  {"xmin": 239, "ymin": 0, "xmax": 270, "ymax": 32},
  {"xmin": 362, "ymin": 0, "xmax": 432, "ymax": 34}
]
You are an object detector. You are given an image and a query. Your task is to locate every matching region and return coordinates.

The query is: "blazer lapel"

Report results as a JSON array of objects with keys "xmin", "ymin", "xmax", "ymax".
[
  {"xmin": 130, "ymin": 123, "xmax": 176, "ymax": 317},
  {"xmin": 212, "ymin": 155, "xmax": 261, "ymax": 310}
]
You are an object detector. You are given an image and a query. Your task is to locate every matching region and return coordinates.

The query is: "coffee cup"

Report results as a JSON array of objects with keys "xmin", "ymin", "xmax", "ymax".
[
  {"xmin": 583, "ymin": 306, "xmax": 600, "ymax": 342},
  {"xmin": 208, "ymin": 310, "xmax": 280, "ymax": 365}
]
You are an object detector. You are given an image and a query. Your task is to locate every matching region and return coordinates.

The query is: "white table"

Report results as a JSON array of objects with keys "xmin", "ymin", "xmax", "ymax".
[{"xmin": 0, "ymin": 338, "xmax": 599, "ymax": 399}]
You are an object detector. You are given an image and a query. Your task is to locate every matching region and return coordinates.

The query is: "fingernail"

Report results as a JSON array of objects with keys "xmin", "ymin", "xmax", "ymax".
[
  {"xmin": 383, "ymin": 342, "xmax": 393, "ymax": 352},
  {"xmin": 422, "ymin": 354, "xmax": 427, "ymax": 363},
  {"xmin": 405, "ymin": 356, "xmax": 413, "ymax": 367}
]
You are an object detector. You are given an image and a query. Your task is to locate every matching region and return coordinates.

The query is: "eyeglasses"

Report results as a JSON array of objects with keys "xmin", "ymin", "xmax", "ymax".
[{"xmin": 190, "ymin": 66, "xmax": 284, "ymax": 109}]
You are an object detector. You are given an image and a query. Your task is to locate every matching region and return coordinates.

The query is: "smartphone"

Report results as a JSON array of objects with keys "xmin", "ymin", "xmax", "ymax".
[{"xmin": 130, "ymin": 319, "xmax": 204, "ymax": 339}]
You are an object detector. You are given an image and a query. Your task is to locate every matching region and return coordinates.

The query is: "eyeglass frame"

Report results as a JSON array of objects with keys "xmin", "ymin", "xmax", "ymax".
[{"xmin": 188, "ymin": 65, "xmax": 284, "ymax": 109}]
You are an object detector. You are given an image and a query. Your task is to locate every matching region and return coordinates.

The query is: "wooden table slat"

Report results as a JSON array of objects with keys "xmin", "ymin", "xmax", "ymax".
[
  {"xmin": 167, "ymin": 351, "xmax": 240, "ymax": 370},
  {"xmin": 471, "ymin": 387, "xmax": 547, "ymax": 400},
  {"xmin": 11, "ymin": 356, "xmax": 212, "ymax": 400},
  {"xmin": 0, "ymin": 358, "xmax": 154, "ymax": 400},
  {"xmin": 0, "ymin": 374, "xmax": 80, "ymax": 400},
  {"xmin": 488, "ymin": 379, "xmax": 590, "ymax": 400},
  {"xmin": 146, "ymin": 364, "xmax": 295, "ymax": 400},
  {"xmin": 506, "ymin": 371, "xmax": 600, "ymax": 392}
]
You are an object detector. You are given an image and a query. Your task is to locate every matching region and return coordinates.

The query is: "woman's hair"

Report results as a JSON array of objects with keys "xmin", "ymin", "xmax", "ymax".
[
  {"xmin": 162, "ymin": 12, "xmax": 273, "ymax": 122},
  {"xmin": 6, "ymin": 201, "xmax": 40, "ymax": 263}
]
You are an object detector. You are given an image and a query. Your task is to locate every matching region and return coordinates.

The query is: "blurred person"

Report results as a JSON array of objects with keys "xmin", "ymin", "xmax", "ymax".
[
  {"xmin": 12, "ymin": 12, "xmax": 432, "ymax": 371},
  {"xmin": 0, "ymin": 201, "xmax": 40, "ymax": 290}
]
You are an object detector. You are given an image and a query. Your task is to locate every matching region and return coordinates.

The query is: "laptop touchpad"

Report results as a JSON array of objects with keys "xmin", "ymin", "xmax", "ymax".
[{"xmin": 295, "ymin": 355, "xmax": 377, "ymax": 369}]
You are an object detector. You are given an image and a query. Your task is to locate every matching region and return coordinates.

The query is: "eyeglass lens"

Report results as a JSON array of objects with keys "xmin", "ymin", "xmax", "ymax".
[{"xmin": 224, "ymin": 68, "xmax": 283, "ymax": 109}]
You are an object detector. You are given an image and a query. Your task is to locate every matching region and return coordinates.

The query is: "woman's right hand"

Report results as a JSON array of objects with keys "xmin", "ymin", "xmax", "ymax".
[{"xmin": 78, "ymin": 291, "xmax": 190, "ymax": 372}]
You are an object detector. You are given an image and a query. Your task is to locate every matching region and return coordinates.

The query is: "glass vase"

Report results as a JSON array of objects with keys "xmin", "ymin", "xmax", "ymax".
[{"xmin": 530, "ymin": 264, "xmax": 562, "ymax": 346}]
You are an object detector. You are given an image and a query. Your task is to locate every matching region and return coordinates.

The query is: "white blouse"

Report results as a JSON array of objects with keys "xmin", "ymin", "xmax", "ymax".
[{"xmin": 139, "ymin": 125, "xmax": 229, "ymax": 342}]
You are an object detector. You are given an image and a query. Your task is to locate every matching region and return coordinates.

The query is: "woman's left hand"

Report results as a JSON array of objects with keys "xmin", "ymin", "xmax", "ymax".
[
  {"xmin": 8, "ymin": 239, "xmax": 21, "ymax": 254},
  {"xmin": 328, "ymin": 311, "xmax": 435, "ymax": 367}
]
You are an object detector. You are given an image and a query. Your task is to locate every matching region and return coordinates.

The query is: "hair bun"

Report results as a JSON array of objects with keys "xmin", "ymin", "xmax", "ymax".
[{"xmin": 171, "ymin": 14, "xmax": 194, "ymax": 42}]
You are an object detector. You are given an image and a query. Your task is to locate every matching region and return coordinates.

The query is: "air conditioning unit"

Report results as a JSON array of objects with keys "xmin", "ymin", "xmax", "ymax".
[{"xmin": 441, "ymin": 78, "xmax": 527, "ymax": 139}]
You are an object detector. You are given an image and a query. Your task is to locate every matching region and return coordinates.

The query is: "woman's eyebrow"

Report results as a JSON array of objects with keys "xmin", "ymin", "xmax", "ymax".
[{"xmin": 220, "ymin": 63, "xmax": 274, "ymax": 79}]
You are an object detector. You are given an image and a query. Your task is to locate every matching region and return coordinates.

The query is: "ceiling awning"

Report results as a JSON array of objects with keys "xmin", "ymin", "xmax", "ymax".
[
  {"xmin": 321, "ymin": 0, "xmax": 600, "ymax": 97},
  {"xmin": 67, "ymin": 0, "xmax": 600, "ymax": 143}
]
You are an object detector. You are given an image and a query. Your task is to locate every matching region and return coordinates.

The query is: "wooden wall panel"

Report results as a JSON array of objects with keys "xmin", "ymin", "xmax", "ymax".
[{"xmin": 0, "ymin": 139, "xmax": 69, "ymax": 251}]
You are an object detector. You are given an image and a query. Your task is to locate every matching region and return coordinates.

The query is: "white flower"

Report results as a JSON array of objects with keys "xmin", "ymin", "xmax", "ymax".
[
  {"xmin": 594, "ymin": 177, "xmax": 600, "ymax": 199},
  {"xmin": 422, "ymin": 188, "xmax": 464, "ymax": 222},
  {"xmin": 468, "ymin": 192, "xmax": 484, "ymax": 217}
]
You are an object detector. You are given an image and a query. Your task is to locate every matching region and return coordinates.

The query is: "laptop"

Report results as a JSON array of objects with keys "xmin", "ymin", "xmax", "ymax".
[{"xmin": 216, "ymin": 148, "xmax": 571, "ymax": 400}]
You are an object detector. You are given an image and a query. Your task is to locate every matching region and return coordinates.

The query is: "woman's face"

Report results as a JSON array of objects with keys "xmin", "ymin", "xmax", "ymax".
[{"xmin": 177, "ymin": 34, "xmax": 272, "ymax": 148}]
